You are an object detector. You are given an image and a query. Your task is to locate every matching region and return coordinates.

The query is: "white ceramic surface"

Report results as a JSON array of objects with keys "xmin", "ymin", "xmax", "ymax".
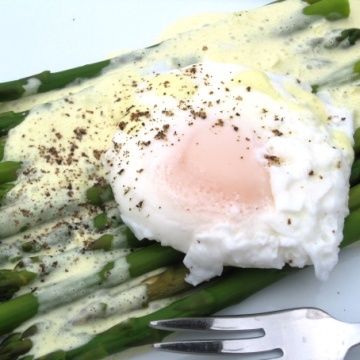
[{"xmin": 1, "ymin": 1, "xmax": 360, "ymax": 359}]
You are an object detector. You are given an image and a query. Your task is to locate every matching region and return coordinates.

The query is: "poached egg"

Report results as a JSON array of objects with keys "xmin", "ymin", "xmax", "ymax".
[{"xmin": 105, "ymin": 62, "xmax": 354, "ymax": 285}]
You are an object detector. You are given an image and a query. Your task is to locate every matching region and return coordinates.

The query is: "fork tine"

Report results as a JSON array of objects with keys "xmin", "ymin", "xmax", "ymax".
[
  {"xmin": 154, "ymin": 338, "xmax": 283, "ymax": 358},
  {"xmin": 150, "ymin": 312, "xmax": 278, "ymax": 332},
  {"xmin": 151, "ymin": 317, "xmax": 262, "ymax": 332}
]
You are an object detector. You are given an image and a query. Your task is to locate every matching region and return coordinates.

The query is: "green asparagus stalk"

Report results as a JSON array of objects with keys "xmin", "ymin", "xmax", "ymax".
[
  {"xmin": 92, "ymin": 207, "xmax": 122, "ymax": 231},
  {"xmin": 0, "ymin": 111, "xmax": 29, "ymax": 136},
  {"xmin": 86, "ymin": 184, "xmax": 114, "ymax": 206},
  {"xmin": 336, "ymin": 28, "xmax": 360, "ymax": 46},
  {"xmin": 0, "ymin": 43, "xmax": 161, "ymax": 103},
  {"xmin": 354, "ymin": 127, "xmax": 360, "ymax": 155},
  {"xmin": 145, "ymin": 264, "xmax": 190, "ymax": 302},
  {"xmin": 73, "ymin": 265, "xmax": 191, "ymax": 323},
  {"xmin": 86, "ymin": 228, "xmax": 152, "ymax": 251},
  {"xmin": 0, "ymin": 184, "xmax": 14, "ymax": 205},
  {"xmin": 302, "ymin": 0, "xmax": 350, "ymax": 20},
  {"xmin": 349, "ymin": 184, "xmax": 360, "ymax": 212},
  {"xmin": 0, "ymin": 161, "xmax": 22, "ymax": 185},
  {"xmin": 0, "ymin": 60, "xmax": 111, "ymax": 102},
  {"xmin": 0, "ymin": 324, "xmax": 37, "ymax": 360},
  {"xmin": 0, "ymin": 270, "xmax": 37, "ymax": 302},
  {"xmin": 93, "ymin": 213, "xmax": 111, "ymax": 231},
  {"xmin": 85, "ymin": 185, "xmax": 151, "ymax": 247},
  {"xmin": 0, "ymin": 331, "xmax": 33, "ymax": 360},
  {"xmin": 0, "ymin": 137, "xmax": 6, "ymax": 160},
  {"xmin": 0, "ymin": 294, "xmax": 39, "ymax": 336},
  {"xmin": 0, "ymin": 243, "xmax": 184, "ymax": 335},
  {"xmin": 86, "ymin": 234, "xmax": 118, "ymax": 251},
  {"xmin": 341, "ymin": 208, "xmax": 360, "ymax": 248},
  {"xmin": 350, "ymin": 158, "xmax": 360, "ymax": 186}
]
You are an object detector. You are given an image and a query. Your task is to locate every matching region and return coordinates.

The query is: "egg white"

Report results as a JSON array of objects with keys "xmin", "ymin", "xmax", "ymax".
[{"xmin": 105, "ymin": 62, "xmax": 354, "ymax": 285}]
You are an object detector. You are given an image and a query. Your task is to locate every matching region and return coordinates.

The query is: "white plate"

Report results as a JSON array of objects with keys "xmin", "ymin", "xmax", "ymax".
[{"xmin": 1, "ymin": 1, "xmax": 360, "ymax": 359}]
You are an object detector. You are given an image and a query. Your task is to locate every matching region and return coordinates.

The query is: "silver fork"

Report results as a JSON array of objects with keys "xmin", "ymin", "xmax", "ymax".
[{"xmin": 150, "ymin": 308, "xmax": 360, "ymax": 359}]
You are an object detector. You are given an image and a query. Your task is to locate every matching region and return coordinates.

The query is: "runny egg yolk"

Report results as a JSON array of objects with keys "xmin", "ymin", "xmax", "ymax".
[{"xmin": 162, "ymin": 119, "xmax": 273, "ymax": 210}]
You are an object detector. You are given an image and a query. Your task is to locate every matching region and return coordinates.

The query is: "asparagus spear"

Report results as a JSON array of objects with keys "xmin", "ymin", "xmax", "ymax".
[
  {"xmin": 349, "ymin": 184, "xmax": 360, "ymax": 212},
  {"xmin": 0, "ymin": 270, "xmax": 37, "ymax": 302},
  {"xmin": 86, "ymin": 228, "xmax": 153, "ymax": 251},
  {"xmin": 73, "ymin": 265, "xmax": 191, "ymax": 323},
  {"xmin": 302, "ymin": 0, "xmax": 350, "ymax": 21},
  {"xmin": 0, "ymin": 44, "xmax": 161, "ymax": 104},
  {"xmin": 0, "ymin": 160, "xmax": 21, "ymax": 205},
  {"xmin": 0, "ymin": 184, "xmax": 14, "ymax": 206},
  {"xmin": 0, "ymin": 243, "xmax": 184, "ymax": 335},
  {"xmin": 346, "ymin": 136, "xmax": 360, "ymax": 215},
  {"xmin": 86, "ymin": 184, "xmax": 114, "ymax": 206},
  {"xmin": 0, "ymin": 137, "xmax": 6, "ymax": 160},
  {"xmin": 350, "ymin": 158, "xmax": 360, "ymax": 186},
  {"xmin": 0, "ymin": 60, "xmax": 111, "ymax": 102},
  {"xmin": 0, "ymin": 111, "xmax": 29, "ymax": 136},
  {"xmin": 341, "ymin": 209, "xmax": 360, "ymax": 248},
  {"xmin": 0, "ymin": 329, "xmax": 34, "ymax": 360},
  {"xmin": 0, "ymin": 161, "xmax": 22, "ymax": 185},
  {"xmin": 354, "ymin": 127, "xmax": 360, "ymax": 156},
  {"xmin": 336, "ymin": 28, "xmax": 360, "ymax": 46}
]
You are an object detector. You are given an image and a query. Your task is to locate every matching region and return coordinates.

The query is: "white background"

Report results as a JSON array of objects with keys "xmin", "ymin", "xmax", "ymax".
[{"xmin": 1, "ymin": 1, "xmax": 360, "ymax": 359}]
